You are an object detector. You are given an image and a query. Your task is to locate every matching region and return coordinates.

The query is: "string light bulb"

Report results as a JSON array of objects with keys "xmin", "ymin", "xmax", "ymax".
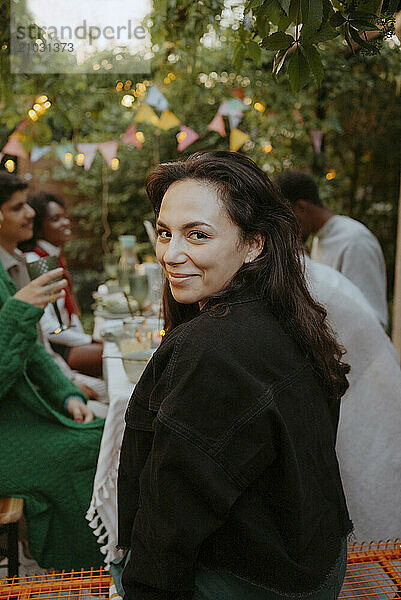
[
  {"xmin": 64, "ymin": 152, "xmax": 73, "ymax": 164},
  {"xmin": 4, "ymin": 159, "xmax": 15, "ymax": 173},
  {"xmin": 111, "ymin": 157, "xmax": 119, "ymax": 170},
  {"xmin": 136, "ymin": 131, "xmax": 145, "ymax": 143},
  {"xmin": 43, "ymin": 101, "xmax": 51, "ymax": 109},
  {"xmin": 262, "ymin": 144, "xmax": 273, "ymax": 153},
  {"xmin": 76, "ymin": 153, "xmax": 85, "ymax": 166},
  {"xmin": 28, "ymin": 109, "xmax": 38, "ymax": 121},
  {"xmin": 36, "ymin": 95, "xmax": 48, "ymax": 104},
  {"xmin": 326, "ymin": 169, "xmax": 336, "ymax": 181},
  {"xmin": 121, "ymin": 95, "xmax": 134, "ymax": 107},
  {"xmin": 176, "ymin": 131, "xmax": 187, "ymax": 142},
  {"xmin": 254, "ymin": 102, "xmax": 265, "ymax": 112}
]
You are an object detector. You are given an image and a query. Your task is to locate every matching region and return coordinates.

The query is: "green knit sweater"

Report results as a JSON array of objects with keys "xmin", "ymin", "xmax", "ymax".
[{"xmin": 0, "ymin": 262, "xmax": 104, "ymax": 570}]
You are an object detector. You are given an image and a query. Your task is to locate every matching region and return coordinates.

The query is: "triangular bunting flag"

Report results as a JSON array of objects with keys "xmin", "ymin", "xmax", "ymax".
[
  {"xmin": 30, "ymin": 145, "xmax": 51, "ymax": 162},
  {"xmin": 55, "ymin": 143, "xmax": 75, "ymax": 169},
  {"xmin": 98, "ymin": 141, "xmax": 118, "ymax": 167},
  {"xmin": 177, "ymin": 126, "xmax": 199, "ymax": 152},
  {"xmin": 2, "ymin": 134, "xmax": 28, "ymax": 159},
  {"xmin": 228, "ymin": 112, "xmax": 243, "ymax": 130},
  {"xmin": 219, "ymin": 98, "xmax": 247, "ymax": 116},
  {"xmin": 229, "ymin": 129, "xmax": 249, "ymax": 152},
  {"xmin": 145, "ymin": 86, "xmax": 168, "ymax": 112},
  {"xmin": 208, "ymin": 113, "xmax": 226, "ymax": 137},
  {"xmin": 230, "ymin": 87, "xmax": 245, "ymax": 100},
  {"xmin": 122, "ymin": 124, "xmax": 142, "ymax": 149},
  {"xmin": 134, "ymin": 104, "xmax": 159, "ymax": 125},
  {"xmin": 77, "ymin": 143, "xmax": 98, "ymax": 170},
  {"xmin": 310, "ymin": 129, "xmax": 323, "ymax": 153},
  {"xmin": 158, "ymin": 110, "xmax": 180, "ymax": 130}
]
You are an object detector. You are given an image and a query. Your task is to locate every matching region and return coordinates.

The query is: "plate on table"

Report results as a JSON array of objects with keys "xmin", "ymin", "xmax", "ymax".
[{"xmin": 96, "ymin": 308, "xmax": 130, "ymax": 320}]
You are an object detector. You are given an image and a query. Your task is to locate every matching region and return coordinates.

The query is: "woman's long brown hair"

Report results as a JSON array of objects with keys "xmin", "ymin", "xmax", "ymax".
[{"xmin": 146, "ymin": 151, "xmax": 350, "ymax": 402}]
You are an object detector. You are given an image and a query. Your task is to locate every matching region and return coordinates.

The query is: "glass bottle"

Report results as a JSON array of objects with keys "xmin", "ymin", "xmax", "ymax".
[{"xmin": 118, "ymin": 235, "xmax": 139, "ymax": 294}]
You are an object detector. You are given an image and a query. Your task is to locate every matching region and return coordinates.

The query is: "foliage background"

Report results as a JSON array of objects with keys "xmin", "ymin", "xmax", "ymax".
[{"xmin": 0, "ymin": 0, "xmax": 400, "ymax": 322}]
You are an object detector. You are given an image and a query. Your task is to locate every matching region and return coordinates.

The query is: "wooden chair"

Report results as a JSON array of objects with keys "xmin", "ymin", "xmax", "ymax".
[{"xmin": 0, "ymin": 497, "xmax": 23, "ymax": 577}]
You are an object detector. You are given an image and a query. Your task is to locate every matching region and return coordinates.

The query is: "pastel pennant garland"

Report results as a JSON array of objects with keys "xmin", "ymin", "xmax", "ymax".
[
  {"xmin": 218, "ymin": 98, "xmax": 247, "ymax": 116},
  {"xmin": 158, "ymin": 110, "xmax": 180, "ymax": 130},
  {"xmin": 30, "ymin": 145, "xmax": 52, "ymax": 162},
  {"xmin": 2, "ymin": 134, "xmax": 28, "ymax": 159},
  {"xmin": 145, "ymin": 86, "xmax": 168, "ymax": 112},
  {"xmin": 122, "ymin": 124, "xmax": 142, "ymax": 149},
  {"xmin": 228, "ymin": 112, "xmax": 243, "ymax": 130},
  {"xmin": 77, "ymin": 143, "xmax": 98, "ymax": 170},
  {"xmin": 208, "ymin": 113, "xmax": 226, "ymax": 137},
  {"xmin": 177, "ymin": 126, "xmax": 199, "ymax": 152},
  {"xmin": 229, "ymin": 129, "xmax": 250, "ymax": 152},
  {"xmin": 98, "ymin": 141, "xmax": 118, "ymax": 167},
  {"xmin": 54, "ymin": 143, "xmax": 75, "ymax": 169},
  {"xmin": 134, "ymin": 104, "xmax": 159, "ymax": 125}
]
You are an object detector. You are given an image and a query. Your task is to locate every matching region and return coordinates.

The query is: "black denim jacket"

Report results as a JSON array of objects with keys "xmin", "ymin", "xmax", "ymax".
[{"xmin": 118, "ymin": 291, "xmax": 352, "ymax": 600}]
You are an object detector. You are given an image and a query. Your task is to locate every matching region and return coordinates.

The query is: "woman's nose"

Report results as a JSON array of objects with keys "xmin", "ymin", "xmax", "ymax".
[{"xmin": 163, "ymin": 236, "xmax": 187, "ymax": 264}]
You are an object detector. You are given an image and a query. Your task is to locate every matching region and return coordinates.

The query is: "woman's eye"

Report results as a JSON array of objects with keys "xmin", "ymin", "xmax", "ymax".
[
  {"xmin": 156, "ymin": 229, "xmax": 171, "ymax": 239},
  {"xmin": 189, "ymin": 231, "xmax": 208, "ymax": 240}
]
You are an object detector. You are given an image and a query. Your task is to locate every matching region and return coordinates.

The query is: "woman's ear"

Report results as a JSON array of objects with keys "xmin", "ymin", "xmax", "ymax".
[{"xmin": 245, "ymin": 233, "xmax": 265, "ymax": 263}]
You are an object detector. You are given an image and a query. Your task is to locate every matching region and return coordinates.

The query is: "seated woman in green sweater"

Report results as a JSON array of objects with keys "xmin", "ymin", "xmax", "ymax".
[{"xmin": 0, "ymin": 255, "xmax": 104, "ymax": 570}]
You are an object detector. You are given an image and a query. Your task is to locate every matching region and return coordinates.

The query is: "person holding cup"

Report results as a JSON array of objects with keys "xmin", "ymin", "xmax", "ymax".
[
  {"xmin": 117, "ymin": 152, "xmax": 352, "ymax": 600},
  {"xmin": 0, "ymin": 172, "xmax": 104, "ymax": 570}
]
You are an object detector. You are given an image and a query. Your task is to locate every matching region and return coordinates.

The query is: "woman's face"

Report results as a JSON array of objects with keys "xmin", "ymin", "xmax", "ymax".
[
  {"xmin": 41, "ymin": 201, "xmax": 72, "ymax": 247},
  {"xmin": 156, "ymin": 179, "xmax": 262, "ymax": 306}
]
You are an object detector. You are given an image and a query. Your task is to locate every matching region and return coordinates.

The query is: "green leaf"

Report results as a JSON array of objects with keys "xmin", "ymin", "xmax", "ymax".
[
  {"xmin": 261, "ymin": 31, "xmax": 295, "ymax": 49},
  {"xmin": 288, "ymin": 0, "xmax": 300, "ymax": 20},
  {"xmin": 247, "ymin": 40, "xmax": 262, "ymax": 64},
  {"xmin": 348, "ymin": 25, "xmax": 372, "ymax": 47},
  {"xmin": 322, "ymin": 0, "xmax": 335, "ymax": 20},
  {"xmin": 385, "ymin": 0, "xmax": 400, "ymax": 13},
  {"xmin": 349, "ymin": 20, "xmax": 379, "ymax": 31},
  {"xmin": 301, "ymin": 0, "xmax": 323, "ymax": 37},
  {"xmin": 301, "ymin": 44, "xmax": 324, "ymax": 86},
  {"xmin": 330, "ymin": 11, "xmax": 346, "ymax": 27},
  {"xmin": 287, "ymin": 46, "xmax": 310, "ymax": 92},
  {"xmin": 277, "ymin": 0, "xmax": 291, "ymax": 13},
  {"xmin": 233, "ymin": 43, "xmax": 245, "ymax": 70},
  {"xmin": 256, "ymin": 0, "xmax": 284, "ymax": 25},
  {"xmin": 314, "ymin": 22, "xmax": 340, "ymax": 42},
  {"xmin": 273, "ymin": 47, "xmax": 289, "ymax": 74},
  {"xmin": 255, "ymin": 13, "xmax": 270, "ymax": 35},
  {"xmin": 245, "ymin": 0, "xmax": 266, "ymax": 10}
]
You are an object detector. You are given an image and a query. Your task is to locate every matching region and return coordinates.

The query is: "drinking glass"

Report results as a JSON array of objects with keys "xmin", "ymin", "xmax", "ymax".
[{"xmin": 26, "ymin": 255, "xmax": 69, "ymax": 334}]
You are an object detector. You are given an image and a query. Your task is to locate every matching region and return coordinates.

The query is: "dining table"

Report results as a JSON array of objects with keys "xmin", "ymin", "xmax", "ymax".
[{"xmin": 86, "ymin": 315, "xmax": 135, "ymax": 567}]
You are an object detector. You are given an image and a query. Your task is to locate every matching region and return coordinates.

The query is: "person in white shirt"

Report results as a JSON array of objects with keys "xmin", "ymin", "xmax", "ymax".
[
  {"xmin": 274, "ymin": 170, "xmax": 388, "ymax": 328},
  {"xmin": 304, "ymin": 257, "xmax": 401, "ymax": 541}
]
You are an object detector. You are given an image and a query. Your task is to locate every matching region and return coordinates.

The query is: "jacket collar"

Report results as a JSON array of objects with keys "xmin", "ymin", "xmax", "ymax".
[{"xmin": 201, "ymin": 284, "xmax": 261, "ymax": 312}]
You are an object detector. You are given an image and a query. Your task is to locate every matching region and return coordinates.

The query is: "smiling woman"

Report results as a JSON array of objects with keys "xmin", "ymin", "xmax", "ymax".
[
  {"xmin": 117, "ymin": 151, "xmax": 353, "ymax": 600},
  {"xmin": 155, "ymin": 179, "xmax": 264, "ymax": 307}
]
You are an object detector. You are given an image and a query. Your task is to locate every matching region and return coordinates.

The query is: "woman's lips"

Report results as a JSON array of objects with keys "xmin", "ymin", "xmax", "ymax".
[{"xmin": 167, "ymin": 273, "xmax": 198, "ymax": 284}]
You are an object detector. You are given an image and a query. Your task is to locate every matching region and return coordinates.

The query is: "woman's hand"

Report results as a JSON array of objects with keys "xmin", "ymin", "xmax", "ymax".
[
  {"xmin": 14, "ymin": 268, "xmax": 67, "ymax": 309},
  {"xmin": 66, "ymin": 397, "xmax": 94, "ymax": 423}
]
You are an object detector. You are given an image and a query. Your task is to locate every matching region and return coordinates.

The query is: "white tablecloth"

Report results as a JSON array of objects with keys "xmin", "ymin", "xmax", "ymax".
[{"xmin": 86, "ymin": 317, "xmax": 134, "ymax": 566}]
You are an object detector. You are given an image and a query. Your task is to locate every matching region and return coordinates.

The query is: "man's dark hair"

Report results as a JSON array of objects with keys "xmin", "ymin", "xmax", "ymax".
[
  {"xmin": 274, "ymin": 170, "xmax": 321, "ymax": 208},
  {"xmin": 0, "ymin": 172, "xmax": 28, "ymax": 207}
]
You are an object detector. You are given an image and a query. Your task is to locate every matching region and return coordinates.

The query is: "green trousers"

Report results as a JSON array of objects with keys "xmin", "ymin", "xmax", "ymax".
[
  {"xmin": 193, "ymin": 541, "xmax": 347, "ymax": 600},
  {"xmin": 112, "ymin": 541, "xmax": 347, "ymax": 600}
]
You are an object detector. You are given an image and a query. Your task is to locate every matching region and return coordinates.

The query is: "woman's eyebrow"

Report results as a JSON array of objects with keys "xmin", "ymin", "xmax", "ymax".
[{"xmin": 157, "ymin": 219, "xmax": 214, "ymax": 230}]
